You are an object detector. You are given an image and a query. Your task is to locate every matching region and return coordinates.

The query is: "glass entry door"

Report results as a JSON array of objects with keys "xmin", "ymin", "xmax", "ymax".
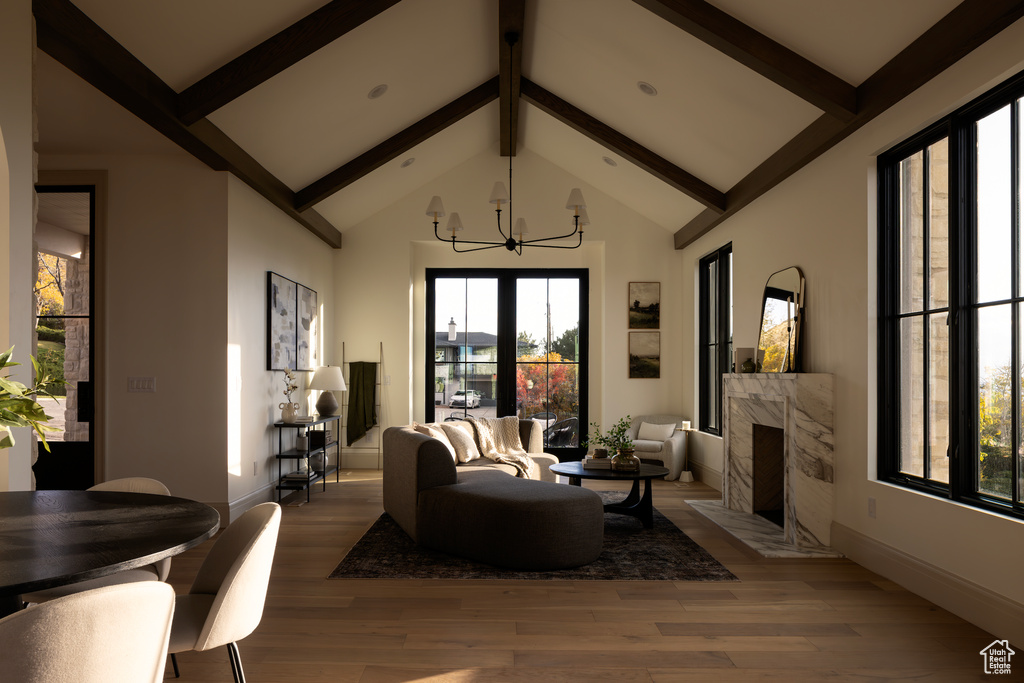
[{"xmin": 426, "ymin": 269, "xmax": 587, "ymax": 458}]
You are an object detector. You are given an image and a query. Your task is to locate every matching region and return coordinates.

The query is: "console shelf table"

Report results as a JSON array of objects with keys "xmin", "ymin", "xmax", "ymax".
[{"xmin": 273, "ymin": 414, "xmax": 340, "ymax": 503}]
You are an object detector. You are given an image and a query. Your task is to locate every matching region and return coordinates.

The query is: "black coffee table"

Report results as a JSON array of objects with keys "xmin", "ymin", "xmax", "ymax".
[{"xmin": 549, "ymin": 461, "xmax": 670, "ymax": 528}]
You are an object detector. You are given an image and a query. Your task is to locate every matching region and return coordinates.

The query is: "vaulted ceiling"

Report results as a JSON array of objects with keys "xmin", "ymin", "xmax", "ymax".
[{"xmin": 32, "ymin": 0, "xmax": 1024, "ymax": 249}]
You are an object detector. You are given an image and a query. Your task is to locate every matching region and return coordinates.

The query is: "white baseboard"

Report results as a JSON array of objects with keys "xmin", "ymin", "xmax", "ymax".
[
  {"xmin": 222, "ymin": 482, "xmax": 276, "ymax": 525},
  {"xmin": 832, "ymin": 522, "xmax": 1024, "ymax": 647},
  {"xmin": 690, "ymin": 460, "xmax": 722, "ymax": 491}
]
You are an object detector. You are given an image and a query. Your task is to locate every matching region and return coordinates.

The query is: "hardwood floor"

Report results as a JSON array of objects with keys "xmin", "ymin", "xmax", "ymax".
[{"xmin": 165, "ymin": 471, "xmax": 998, "ymax": 682}]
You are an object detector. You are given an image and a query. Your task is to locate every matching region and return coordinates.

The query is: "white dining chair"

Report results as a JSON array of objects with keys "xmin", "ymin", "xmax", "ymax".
[
  {"xmin": 21, "ymin": 477, "xmax": 175, "ymax": 604},
  {"xmin": 169, "ymin": 501, "xmax": 281, "ymax": 683},
  {"xmin": 0, "ymin": 581, "xmax": 175, "ymax": 683}
]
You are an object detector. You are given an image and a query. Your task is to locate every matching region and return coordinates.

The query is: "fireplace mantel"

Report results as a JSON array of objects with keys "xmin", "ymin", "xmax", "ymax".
[{"xmin": 721, "ymin": 373, "xmax": 834, "ymax": 551}]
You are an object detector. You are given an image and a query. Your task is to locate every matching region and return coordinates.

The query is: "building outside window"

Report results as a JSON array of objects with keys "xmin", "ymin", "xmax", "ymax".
[{"xmin": 878, "ymin": 69, "xmax": 1024, "ymax": 519}]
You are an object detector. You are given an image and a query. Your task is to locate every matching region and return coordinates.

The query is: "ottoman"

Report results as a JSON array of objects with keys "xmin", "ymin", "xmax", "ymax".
[{"xmin": 417, "ymin": 470, "xmax": 604, "ymax": 570}]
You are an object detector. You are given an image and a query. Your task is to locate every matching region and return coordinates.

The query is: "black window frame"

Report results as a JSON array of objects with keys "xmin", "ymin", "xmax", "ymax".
[
  {"xmin": 699, "ymin": 243, "xmax": 732, "ymax": 436},
  {"xmin": 878, "ymin": 68, "xmax": 1024, "ymax": 520},
  {"xmin": 425, "ymin": 268, "xmax": 589, "ymax": 460}
]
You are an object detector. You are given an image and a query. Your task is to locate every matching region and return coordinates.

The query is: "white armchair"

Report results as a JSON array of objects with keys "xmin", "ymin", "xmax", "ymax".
[{"xmin": 627, "ymin": 414, "xmax": 688, "ymax": 481}]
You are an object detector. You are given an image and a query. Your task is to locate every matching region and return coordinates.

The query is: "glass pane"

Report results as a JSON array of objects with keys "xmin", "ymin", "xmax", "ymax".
[
  {"xmin": 976, "ymin": 105, "xmax": 1011, "ymax": 304},
  {"xmin": 705, "ymin": 350, "xmax": 719, "ymax": 431},
  {"xmin": 434, "ymin": 277, "xmax": 496, "ymax": 419},
  {"xmin": 928, "ymin": 139, "xmax": 949, "ymax": 309},
  {"xmin": 516, "ymin": 279, "xmax": 547, "ymax": 360},
  {"xmin": 546, "ymin": 360, "xmax": 580, "ymax": 448},
  {"xmin": 899, "ymin": 316, "xmax": 924, "ymax": 477},
  {"xmin": 1019, "ymin": 305, "xmax": 1024, "ymax": 503},
  {"xmin": 548, "ymin": 279, "xmax": 580, "ymax": 362},
  {"xmin": 928, "ymin": 312, "xmax": 949, "ymax": 483},
  {"xmin": 978, "ymin": 305, "xmax": 1012, "ymax": 499},
  {"xmin": 707, "ymin": 259, "xmax": 718, "ymax": 344},
  {"xmin": 898, "ymin": 151, "xmax": 924, "ymax": 314}
]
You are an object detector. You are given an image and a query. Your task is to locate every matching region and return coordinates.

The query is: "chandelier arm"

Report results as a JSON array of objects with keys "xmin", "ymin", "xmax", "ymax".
[
  {"xmin": 435, "ymin": 219, "xmax": 511, "ymax": 250},
  {"xmin": 517, "ymin": 232, "xmax": 584, "ymax": 249}
]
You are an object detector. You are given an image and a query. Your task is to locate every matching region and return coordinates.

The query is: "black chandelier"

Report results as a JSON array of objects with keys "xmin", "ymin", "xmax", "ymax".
[{"xmin": 426, "ymin": 34, "xmax": 587, "ymax": 255}]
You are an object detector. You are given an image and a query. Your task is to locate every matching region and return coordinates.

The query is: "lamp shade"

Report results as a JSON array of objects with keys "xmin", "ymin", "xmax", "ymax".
[
  {"xmin": 447, "ymin": 212, "xmax": 464, "ymax": 233},
  {"xmin": 309, "ymin": 366, "xmax": 346, "ymax": 392},
  {"xmin": 565, "ymin": 188, "xmax": 586, "ymax": 212},
  {"xmin": 577, "ymin": 206, "xmax": 590, "ymax": 227},
  {"xmin": 514, "ymin": 217, "xmax": 528, "ymax": 238},
  {"xmin": 489, "ymin": 182, "xmax": 509, "ymax": 205},
  {"xmin": 425, "ymin": 195, "xmax": 445, "ymax": 218}
]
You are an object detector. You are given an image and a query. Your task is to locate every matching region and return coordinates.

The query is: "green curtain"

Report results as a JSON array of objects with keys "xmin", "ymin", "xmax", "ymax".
[{"xmin": 346, "ymin": 362, "xmax": 377, "ymax": 446}]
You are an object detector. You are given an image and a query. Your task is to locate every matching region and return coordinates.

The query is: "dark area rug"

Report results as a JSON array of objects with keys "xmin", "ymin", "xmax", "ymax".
[{"xmin": 329, "ymin": 491, "xmax": 736, "ymax": 581}]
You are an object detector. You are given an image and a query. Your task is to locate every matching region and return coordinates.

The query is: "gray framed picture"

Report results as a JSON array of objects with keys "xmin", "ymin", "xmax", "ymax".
[
  {"xmin": 267, "ymin": 271, "xmax": 298, "ymax": 371},
  {"xmin": 628, "ymin": 282, "xmax": 660, "ymax": 329},
  {"xmin": 629, "ymin": 331, "xmax": 660, "ymax": 378},
  {"xmin": 297, "ymin": 284, "xmax": 317, "ymax": 371}
]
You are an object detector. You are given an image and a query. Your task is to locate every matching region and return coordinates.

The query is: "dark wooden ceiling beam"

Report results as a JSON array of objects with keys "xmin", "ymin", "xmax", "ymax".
[
  {"xmin": 498, "ymin": 0, "xmax": 526, "ymax": 156},
  {"xmin": 294, "ymin": 78, "xmax": 500, "ymax": 212},
  {"xmin": 673, "ymin": 0, "xmax": 1024, "ymax": 249},
  {"xmin": 33, "ymin": 0, "xmax": 342, "ymax": 248},
  {"xmin": 177, "ymin": 0, "xmax": 402, "ymax": 125},
  {"xmin": 632, "ymin": 0, "xmax": 857, "ymax": 121},
  {"xmin": 521, "ymin": 79, "xmax": 725, "ymax": 212}
]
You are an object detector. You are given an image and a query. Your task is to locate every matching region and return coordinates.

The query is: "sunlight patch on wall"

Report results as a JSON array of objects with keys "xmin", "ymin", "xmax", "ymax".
[{"xmin": 228, "ymin": 343, "xmax": 241, "ymax": 477}]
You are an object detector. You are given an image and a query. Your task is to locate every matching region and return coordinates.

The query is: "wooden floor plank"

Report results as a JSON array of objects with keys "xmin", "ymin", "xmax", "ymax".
[{"xmin": 160, "ymin": 472, "xmax": 1002, "ymax": 682}]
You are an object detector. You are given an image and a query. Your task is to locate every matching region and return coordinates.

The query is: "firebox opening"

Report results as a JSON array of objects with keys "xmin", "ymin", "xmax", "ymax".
[{"xmin": 752, "ymin": 423, "xmax": 785, "ymax": 528}]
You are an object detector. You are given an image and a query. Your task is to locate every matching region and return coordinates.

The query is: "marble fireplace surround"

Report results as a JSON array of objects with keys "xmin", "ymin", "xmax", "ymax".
[{"xmin": 717, "ymin": 373, "xmax": 835, "ymax": 553}]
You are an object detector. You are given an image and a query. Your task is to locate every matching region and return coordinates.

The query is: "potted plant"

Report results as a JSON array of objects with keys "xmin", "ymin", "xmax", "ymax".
[
  {"xmin": 606, "ymin": 415, "xmax": 640, "ymax": 472},
  {"xmin": 1, "ymin": 346, "xmax": 58, "ymax": 451},
  {"xmin": 582, "ymin": 421, "xmax": 611, "ymax": 458}
]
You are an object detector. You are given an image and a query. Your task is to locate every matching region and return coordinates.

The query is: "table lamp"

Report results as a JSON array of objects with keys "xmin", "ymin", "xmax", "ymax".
[{"xmin": 309, "ymin": 365, "xmax": 346, "ymax": 416}]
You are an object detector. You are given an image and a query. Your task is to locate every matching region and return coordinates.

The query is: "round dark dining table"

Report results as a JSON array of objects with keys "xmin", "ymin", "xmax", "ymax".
[{"xmin": 0, "ymin": 489, "xmax": 220, "ymax": 617}]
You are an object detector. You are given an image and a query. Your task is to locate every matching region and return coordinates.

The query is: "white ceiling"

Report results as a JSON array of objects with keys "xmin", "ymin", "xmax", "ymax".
[{"xmin": 34, "ymin": 0, "xmax": 966, "ymax": 237}]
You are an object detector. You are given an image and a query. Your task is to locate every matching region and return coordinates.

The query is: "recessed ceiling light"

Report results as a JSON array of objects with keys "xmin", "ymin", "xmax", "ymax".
[
  {"xmin": 400, "ymin": 157, "xmax": 415, "ymax": 168},
  {"xmin": 636, "ymin": 81, "xmax": 658, "ymax": 96},
  {"xmin": 602, "ymin": 156, "xmax": 618, "ymax": 167},
  {"xmin": 367, "ymin": 83, "xmax": 389, "ymax": 99}
]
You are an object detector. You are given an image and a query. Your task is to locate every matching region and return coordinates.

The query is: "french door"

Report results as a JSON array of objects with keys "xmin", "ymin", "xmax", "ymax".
[{"xmin": 425, "ymin": 269, "xmax": 588, "ymax": 459}]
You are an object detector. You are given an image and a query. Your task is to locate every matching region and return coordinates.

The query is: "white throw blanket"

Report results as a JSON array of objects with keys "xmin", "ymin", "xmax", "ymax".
[{"xmin": 466, "ymin": 416, "xmax": 536, "ymax": 479}]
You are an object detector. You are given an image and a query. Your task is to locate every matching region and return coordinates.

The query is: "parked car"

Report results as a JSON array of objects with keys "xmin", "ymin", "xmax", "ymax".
[{"xmin": 449, "ymin": 390, "xmax": 481, "ymax": 408}]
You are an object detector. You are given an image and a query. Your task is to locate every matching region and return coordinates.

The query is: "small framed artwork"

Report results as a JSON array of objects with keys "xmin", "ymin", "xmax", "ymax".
[
  {"xmin": 297, "ymin": 284, "xmax": 317, "ymax": 371},
  {"xmin": 629, "ymin": 331, "xmax": 660, "ymax": 378},
  {"xmin": 628, "ymin": 282, "xmax": 660, "ymax": 329},
  {"xmin": 267, "ymin": 272, "xmax": 297, "ymax": 371}
]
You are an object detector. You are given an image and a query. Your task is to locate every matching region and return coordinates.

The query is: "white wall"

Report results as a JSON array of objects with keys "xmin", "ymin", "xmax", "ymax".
[
  {"xmin": 335, "ymin": 147, "xmax": 688, "ymax": 465},
  {"xmin": 679, "ymin": 16, "xmax": 1024, "ymax": 636},
  {"xmin": 0, "ymin": 0, "xmax": 37, "ymax": 490},
  {"xmin": 227, "ymin": 177, "xmax": 335, "ymax": 507},
  {"xmin": 40, "ymin": 153, "xmax": 229, "ymax": 504}
]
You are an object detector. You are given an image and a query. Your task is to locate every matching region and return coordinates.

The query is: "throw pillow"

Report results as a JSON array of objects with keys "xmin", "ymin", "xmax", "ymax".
[
  {"xmin": 413, "ymin": 422, "xmax": 457, "ymax": 462},
  {"xmin": 638, "ymin": 421, "xmax": 676, "ymax": 442},
  {"xmin": 439, "ymin": 422, "xmax": 481, "ymax": 463}
]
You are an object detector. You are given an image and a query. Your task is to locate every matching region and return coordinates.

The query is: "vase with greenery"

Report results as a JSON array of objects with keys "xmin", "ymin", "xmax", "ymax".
[
  {"xmin": 582, "ymin": 421, "xmax": 611, "ymax": 457},
  {"xmin": 0, "ymin": 346, "xmax": 58, "ymax": 451},
  {"xmin": 606, "ymin": 415, "xmax": 640, "ymax": 472}
]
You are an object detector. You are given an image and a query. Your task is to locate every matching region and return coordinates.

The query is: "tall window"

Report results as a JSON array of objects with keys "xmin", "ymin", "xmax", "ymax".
[
  {"xmin": 699, "ymin": 244, "xmax": 732, "ymax": 435},
  {"xmin": 879, "ymin": 69, "xmax": 1024, "ymax": 519},
  {"xmin": 426, "ymin": 269, "xmax": 588, "ymax": 458}
]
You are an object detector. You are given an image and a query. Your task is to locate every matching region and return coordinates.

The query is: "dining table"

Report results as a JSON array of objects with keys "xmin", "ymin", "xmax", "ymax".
[{"xmin": 0, "ymin": 489, "xmax": 220, "ymax": 617}]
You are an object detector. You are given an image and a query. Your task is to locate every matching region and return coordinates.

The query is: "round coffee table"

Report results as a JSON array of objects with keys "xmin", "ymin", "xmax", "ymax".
[{"xmin": 549, "ymin": 461, "xmax": 670, "ymax": 528}]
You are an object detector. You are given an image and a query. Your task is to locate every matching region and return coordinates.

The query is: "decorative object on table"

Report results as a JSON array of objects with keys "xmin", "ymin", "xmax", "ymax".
[
  {"xmin": 278, "ymin": 368, "xmax": 300, "ymax": 424},
  {"xmin": 680, "ymin": 421, "xmax": 691, "ymax": 431},
  {"xmin": 628, "ymin": 331, "xmax": 660, "ymax": 378},
  {"xmin": 733, "ymin": 346, "xmax": 754, "ymax": 373},
  {"xmin": 309, "ymin": 365, "xmax": 347, "ymax": 416},
  {"xmin": 266, "ymin": 271, "xmax": 318, "ymax": 371},
  {"xmin": 582, "ymin": 455, "xmax": 612, "ymax": 469},
  {"xmin": 426, "ymin": 33, "xmax": 586, "ymax": 256},
  {"xmin": 757, "ymin": 266, "xmax": 804, "ymax": 373},
  {"xmin": 0, "ymin": 346, "xmax": 59, "ymax": 451},
  {"xmin": 606, "ymin": 415, "xmax": 640, "ymax": 471},
  {"xmin": 581, "ymin": 421, "xmax": 612, "ymax": 455},
  {"xmin": 295, "ymin": 428, "xmax": 308, "ymax": 452},
  {"xmin": 740, "ymin": 357, "xmax": 757, "ymax": 373},
  {"xmin": 628, "ymin": 282, "xmax": 660, "ymax": 329}
]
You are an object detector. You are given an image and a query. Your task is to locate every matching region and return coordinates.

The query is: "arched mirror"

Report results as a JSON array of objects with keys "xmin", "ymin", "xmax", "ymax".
[{"xmin": 757, "ymin": 266, "xmax": 804, "ymax": 372}]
